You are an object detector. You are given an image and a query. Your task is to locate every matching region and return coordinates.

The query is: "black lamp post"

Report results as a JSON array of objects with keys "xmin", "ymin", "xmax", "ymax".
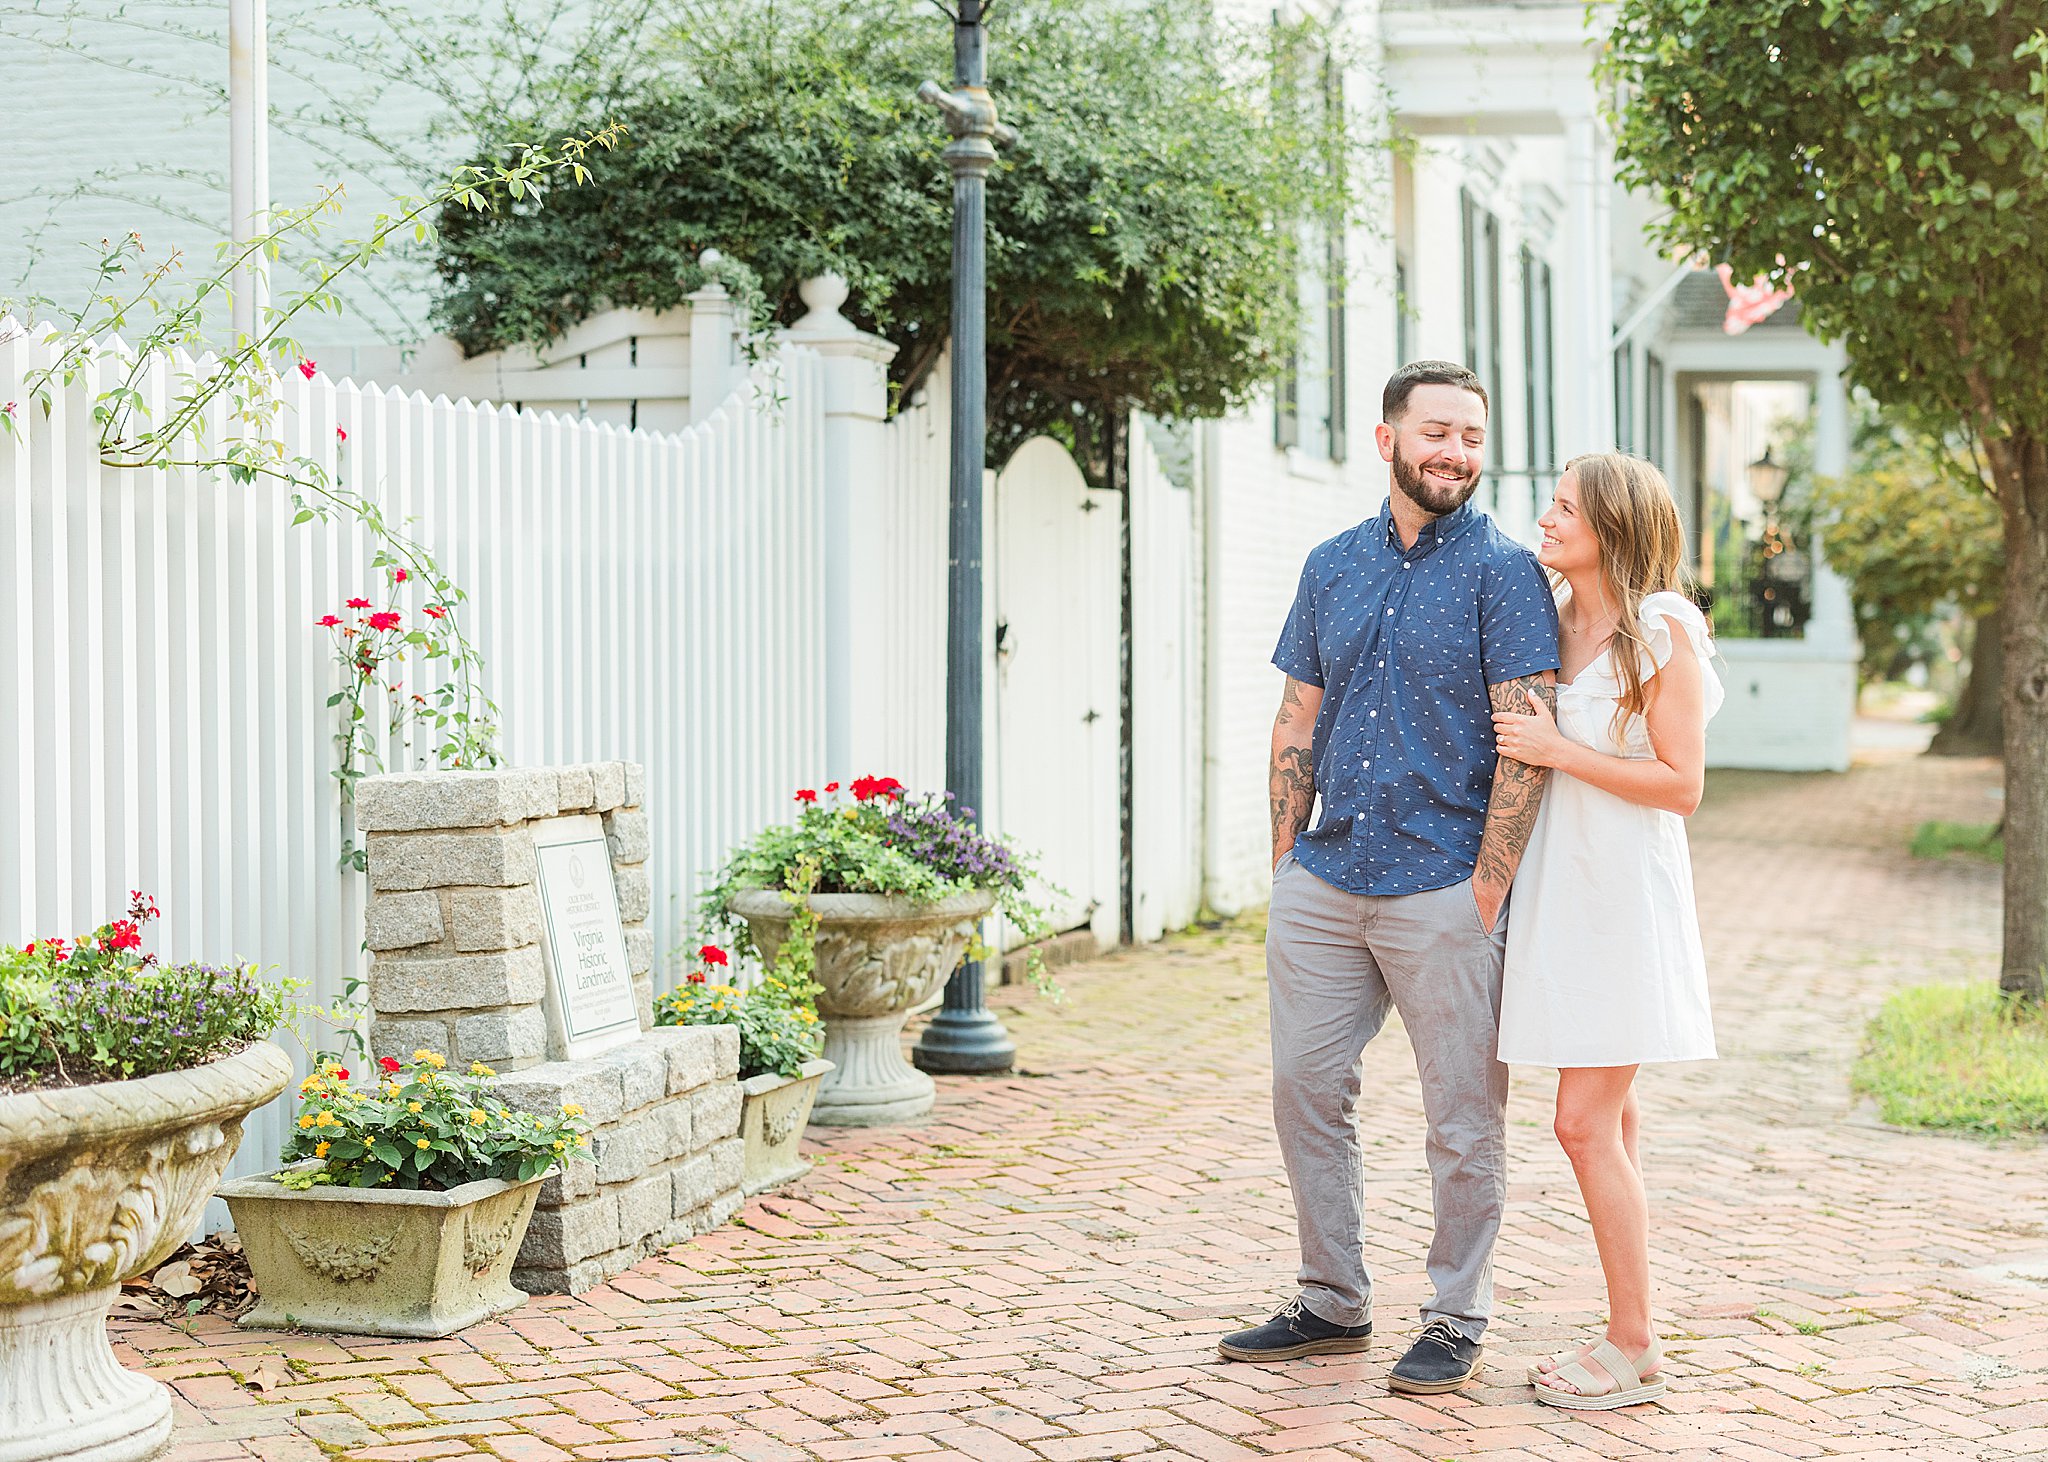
[{"xmin": 912, "ymin": 0, "xmax": 1020, "ymax": 1076}]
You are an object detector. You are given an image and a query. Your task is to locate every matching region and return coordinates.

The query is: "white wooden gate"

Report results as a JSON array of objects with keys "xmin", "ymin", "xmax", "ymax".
[{"xmin": 992, "ymin": 437, "xmax": 1120, "ymax": 949}]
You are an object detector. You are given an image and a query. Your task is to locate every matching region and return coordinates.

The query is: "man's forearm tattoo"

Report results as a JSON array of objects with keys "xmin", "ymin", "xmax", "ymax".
[
  {"xmin": 1271, "ymin": 742, "xmax": 1315, "ymax": 850},
  {"xmin": 1473, "ymin": 673, "xmax": 1556, "ymax": 893}
]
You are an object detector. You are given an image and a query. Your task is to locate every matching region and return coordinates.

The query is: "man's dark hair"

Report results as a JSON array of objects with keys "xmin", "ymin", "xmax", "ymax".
[{"xmin": 1382, "ymin": 361, "xmax": 1488, "ymax": 423}]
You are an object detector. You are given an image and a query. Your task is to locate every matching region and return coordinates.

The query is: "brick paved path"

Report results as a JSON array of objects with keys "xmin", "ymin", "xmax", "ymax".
[{"xmin": 136, "ymin": 750, "xmax": 2048, "ymax": 1462}]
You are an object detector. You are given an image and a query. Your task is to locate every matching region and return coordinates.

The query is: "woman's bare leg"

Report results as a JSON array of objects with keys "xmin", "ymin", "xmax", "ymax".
[{"xmin": 1538, "ymin": 1065, "xmax": 1655, "ymax": 1392}]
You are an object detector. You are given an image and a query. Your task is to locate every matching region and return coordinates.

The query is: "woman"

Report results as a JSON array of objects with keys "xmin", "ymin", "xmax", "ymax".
[{"xmin": 1489, "ymin": 451, "xmax": 1724, "ymax": 1411}]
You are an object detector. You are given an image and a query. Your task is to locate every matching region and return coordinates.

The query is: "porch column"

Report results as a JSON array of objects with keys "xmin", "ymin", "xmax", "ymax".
[
  {"xmin": 1806, "ymin": 357, "xmax": 1859, "ymax": 654},
  {"xmin": 1557, "ymin": 112, "xmax": 1616, "ymax": 455}
]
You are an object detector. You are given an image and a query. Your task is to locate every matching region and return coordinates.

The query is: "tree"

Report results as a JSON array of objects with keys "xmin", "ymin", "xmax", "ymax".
[
  {"xmin": 428, "ymin": 0, "xmax": 1375, "ymax": 471},
  {"xmin": 1810, "ymin": 427, "xmax": 2004, "ymax": 754},
  {"xmin": 1603, "ymin": 0, "xmax": 2048, "ymax": 1004}
]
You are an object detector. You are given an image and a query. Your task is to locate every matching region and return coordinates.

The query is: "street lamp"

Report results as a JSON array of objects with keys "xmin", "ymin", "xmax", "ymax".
[
  {"xmin": 1746, "ymin": 445, "xmax": 1789, "ymax": 514},
  {"xmin": 912, "ymin": 0, "xmax": 1020, "ymax": 1077}
]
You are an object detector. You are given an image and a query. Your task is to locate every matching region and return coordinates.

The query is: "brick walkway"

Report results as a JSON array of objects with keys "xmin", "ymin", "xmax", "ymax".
[{"xmin": 135, "ymin": 748, "xmax": 2048, "ymax": 1462}]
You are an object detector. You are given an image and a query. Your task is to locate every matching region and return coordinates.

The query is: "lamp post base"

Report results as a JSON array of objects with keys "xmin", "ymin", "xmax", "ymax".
[{"xmin": 912, "ymin": 962, "xmax": 1016, "ymax": 1074}]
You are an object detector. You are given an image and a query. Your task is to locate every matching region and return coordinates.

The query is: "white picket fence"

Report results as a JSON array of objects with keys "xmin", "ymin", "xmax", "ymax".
[{"xmin": 0, "ymin": 293, "xmax": 1203, "ymax": 1197}]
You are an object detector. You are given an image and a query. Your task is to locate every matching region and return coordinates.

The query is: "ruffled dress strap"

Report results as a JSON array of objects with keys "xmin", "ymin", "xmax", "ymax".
[{"xmin": 1636, "ymin": 591, "xmax": 1725, "ymax": 722}]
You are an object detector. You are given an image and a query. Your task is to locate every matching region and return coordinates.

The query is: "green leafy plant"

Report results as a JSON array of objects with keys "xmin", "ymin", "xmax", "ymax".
[
  {"xmin": 656, "ymin": 861, "xmax": 825, "ymax": 1081},
  {"xmin": 277, "ymin": 1050, "xmax": 591, "ymax": 1190},
  {"xmin": 700, "ymin": 777, "xmax": 1061, "ymax": 997},
  {"xmin": 0, "ymin": 893, "xmax": 291, "ymax": 1087},
  {"xmin": 1854, "ymin": 982, "xmax": 2048, "ymax": 1137}
]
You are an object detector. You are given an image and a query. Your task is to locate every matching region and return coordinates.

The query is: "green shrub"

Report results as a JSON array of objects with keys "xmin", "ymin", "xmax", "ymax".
[
  {"xmin": 1853, "ymin": 983, "xmax": 2048, "ymax": 1137},
  {"xmin": 1909, "ymin": 821, "xmax": 2003, "ymax": 863}
]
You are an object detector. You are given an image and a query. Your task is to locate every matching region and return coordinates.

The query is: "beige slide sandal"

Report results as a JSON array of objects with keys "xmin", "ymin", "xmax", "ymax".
[{"xmin": 1532, "ymin": 1337, "xmax": 1665, "ymax": 1410}]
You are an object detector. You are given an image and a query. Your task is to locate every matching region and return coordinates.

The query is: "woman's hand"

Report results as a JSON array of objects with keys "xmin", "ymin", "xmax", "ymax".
[{"xmin": 1491, "ymin": 694, "xmax": 1572, "ymax": 769}]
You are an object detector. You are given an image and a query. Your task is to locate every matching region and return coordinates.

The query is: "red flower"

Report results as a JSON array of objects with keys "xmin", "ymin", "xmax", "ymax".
[
  {"xmin": 317, "ymin": 614, "xmax": 342, "ymax": 627},
  {"xmin": 336, "ymin": 427, "xmax": 348, "ymax": 442},
  {"xmin": 825, "ymin": 781, "xmax": 840, "ymax": 793},
  {"xmin": 423, "ymin": 605, "xmax": 447, "ymax": 619},
  {"xmin": 850, "ymin": 775, "xmax": 905, "ymax": 803},
  {"xmin": 685, "ymin": 971, "xmax": 707, "ymax": 984},
  {"xmin": 699, "ymin": 944, "xmax": 729, "ymax": 967},
  {"xmin": 378, "ymin": 1056, "xmax": 401, "ymax": 1073},
  {"xmin": 392, "ymin": 568, "xmax": 408, "ymax": 583},
  {"xmin": 298, "ymin": 359, "xmax": 317, "ymax": 380},
  {"xmin": 794, "ymin": 789, "xmax": 818, "ymax": 804},
  {"xmin": 367, "ymin": 611, "xmax": 402, "ymax": 632},
  {"xmin": 347, "ymin": 597, "xmax": 371, "ymax": 609},
  {"xmin": 333, "ymin": 1068, "xmax": 349, "ymax": 1081},
  {"xmin": 101, "ymin": 919, "xmax": 142, "ymax": 952}
]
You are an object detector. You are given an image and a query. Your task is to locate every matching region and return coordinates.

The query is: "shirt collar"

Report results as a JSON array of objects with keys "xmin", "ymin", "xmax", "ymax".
[{"xmin": 1379, "ymin": 498, "xmax": 1477, "ymax": 562}]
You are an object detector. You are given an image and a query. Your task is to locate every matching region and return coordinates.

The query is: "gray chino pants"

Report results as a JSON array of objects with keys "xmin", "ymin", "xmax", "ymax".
[{"xmin": 1265, "ymin": 848, "xmax": 1509, "ymax": 1341}]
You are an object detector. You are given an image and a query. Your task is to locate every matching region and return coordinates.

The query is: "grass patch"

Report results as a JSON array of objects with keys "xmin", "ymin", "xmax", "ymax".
[
  {"xmin": 1853, "ymin": 983, "xmax": 2048, "ymax": 1137},
  {"xmin": 1909, "ymin": 820, "xmax": 2003, "ymax": 863}
]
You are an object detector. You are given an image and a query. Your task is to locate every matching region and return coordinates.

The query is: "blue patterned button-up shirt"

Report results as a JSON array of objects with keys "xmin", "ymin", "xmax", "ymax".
[{"xmin": 1271, "ymin": 500, "xmax": 1560, "ymax": 897}]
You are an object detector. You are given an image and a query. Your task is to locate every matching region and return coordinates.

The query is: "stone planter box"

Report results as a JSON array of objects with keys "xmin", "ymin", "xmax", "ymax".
[
  {"xmin": 739, "ymin": 1058, "xmax": 833, "ymax": 1196},
  {"xmin": 0, "ymin": 1041, "xmax": 293, "ymax": 1462},
  {"xmin": 218, "ymin": 1168, "xmax": 547, "ymax": 1338},
  {"xmin": 729, "ymin": 889, "xmax": 995, "ymax": 1126}
]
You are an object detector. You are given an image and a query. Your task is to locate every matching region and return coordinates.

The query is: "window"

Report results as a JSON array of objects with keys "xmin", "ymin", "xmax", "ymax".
[
  {"xmin": 1520, "ymin": 246, "xmax": 1556, "ymax": 512},
  {"xmin": 1271, "ymin": 44, "xmax": 1346, "ymax": 462},
  {"xmin": 1461, "ymin": 190, "xmax": 1504, "ymax": 475},
  {"xmin": 1644, "ymin": 351, "xmax": 1666, "ymax": 469},
  {"xmin": 1613, "ymin": 343, "xmax": 1636, "ymax": 454},
  {"xmin": 1395, "ymin": 257, "xmax": 1414, "ymax": 367}
]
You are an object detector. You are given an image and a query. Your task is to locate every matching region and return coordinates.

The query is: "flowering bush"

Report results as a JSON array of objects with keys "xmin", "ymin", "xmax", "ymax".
[
  {"xmin": 277, "ymin": 1051, "xmax": 591, "ymax": 1190},
  {"xmin": 699, "ymin": 776, "xmax": 1059, "ymax": 995},
  {"xmin": 655, "ymin": 875, "xmax": 824, "ymax": 1079},
  {"xmin": 0, "ymin": 893, "xmax": 291, "ymax": 1087},
  {"xmin": 320, "ymin": 555, "xmax": 494, "ymax": 871}
]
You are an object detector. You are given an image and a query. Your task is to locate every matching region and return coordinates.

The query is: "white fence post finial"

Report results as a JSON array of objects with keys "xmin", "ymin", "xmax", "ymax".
[{"xmin": 686, "ymin": 250, "xmax": 738, "ymax": 423}]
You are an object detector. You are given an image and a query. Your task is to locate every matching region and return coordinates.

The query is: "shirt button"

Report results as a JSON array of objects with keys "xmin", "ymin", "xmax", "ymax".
[
  {"xmin": 1385, "ymin": 608, "xmax": 1393, "ymax": 616},
  {"xmin": 1370, "ymin": 710, "xmax": 1378, "ymax": 718},
  {"xmin": 1402, "ymin": 562, "xmax": 1411, "ymax": 569},
  {"xmin": 1377, "ymin": 660, "xmax": 1384, "ymax": 668},
  {"xmin": 1363, "ymin": 759, "xmax": 1371, "ymax": 769}
]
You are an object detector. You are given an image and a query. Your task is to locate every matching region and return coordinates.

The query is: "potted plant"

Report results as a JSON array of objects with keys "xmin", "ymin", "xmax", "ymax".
[
  {"xmin": 0, "ymin": 894, "xmax": 293, "ymax": 1462},
  {"xmin": 654, "ymin": 878, "xmax": 832, "ymax": 1195},
  {"xmin": 701, "ymin": 776, "xmax": 1054, "ymax": 1126},
  {"xmin": 217, "ymin": 1052, "xmax": 590, "ymax": 1338}
]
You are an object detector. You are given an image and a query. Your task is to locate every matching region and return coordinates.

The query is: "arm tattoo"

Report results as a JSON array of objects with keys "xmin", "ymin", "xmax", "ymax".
[
  {"xmin": 1270, "ymin": 677, "xmax": 1317, "ymax": 858},
  {"xmin": 1473, "ymin": 673, "xmax": 1556, "ymax": 898},
  {"xmin": 1271, "ymin": 743, "xmax": 1315, "ymax": 852}
]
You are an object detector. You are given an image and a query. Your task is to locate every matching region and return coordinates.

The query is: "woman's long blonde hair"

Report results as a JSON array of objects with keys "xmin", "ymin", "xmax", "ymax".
[{"xmin": 1558, "ymin": 452, "xmax": 1692, "ymax": 721}]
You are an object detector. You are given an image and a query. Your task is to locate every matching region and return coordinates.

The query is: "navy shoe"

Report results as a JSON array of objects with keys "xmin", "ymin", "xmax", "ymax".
[
  {"xmin": 1217, "ymin": 1298, "xmax": 1372, "ymax": 1362},
  {"xmin": 1387, "ymin": 1318, "xmax": 1485, "ymax": 1393}
]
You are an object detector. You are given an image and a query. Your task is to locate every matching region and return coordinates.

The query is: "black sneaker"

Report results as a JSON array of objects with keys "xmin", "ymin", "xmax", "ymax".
[
  {"xmin": 1217, "ymin": 1298, "xmax": 1372, "ymax": 1362},
  {"xmin": 1387, "ymin": 1318, "xmax": 1485, "ymax": 1393}
]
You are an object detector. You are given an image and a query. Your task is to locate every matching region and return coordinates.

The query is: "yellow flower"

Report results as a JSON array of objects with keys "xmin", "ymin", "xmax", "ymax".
[
  {"xmin": 298, "ymin": 1075, "xmax": 323, "ymax": 1093},
  {"xmin": 560, "ymin": 1103, "xmax": 583, "ymax": 1118},
  {"xmin": 408, "ymin": 1100, "xmax": 423, "ymax": 1113},
  {"xmin": 313, "ymin": 1140, "xmax": 331, "ymax": 1158},
  {"xmin": 552, "ymin": 1140, "xmax": 566, "ymax": 1153},
  {"xmin": 297, "ymin": 1113, "xmax": 315, "ymax": 1129},
  {"xmin": 468, "ymin": 1109, "xmax": 487, "ymax": 1125},
  {"xmin": 415, "ymin": 1137, "xmax": 431, "ymax": 1149},
  {"xmin": 314, "ymin": 1110, "xmax": 339, "ymax": 1128},
  {"xmin": 469, "ymin": 1061, "xmax": 495, "ymax": 1077},
  {"xmin": 575, "ymin": 1134, "xmax": 589, "ymax": 1147},
  {"xmin": 413, "ymin": 1049, "xmax": 446, "ymax": 1069},
  {"xmin": 384, "ymin": 1082, "xmax": 402, "ymax": 1097},
  {"xmin": 841, "ymin": 807, "xmax": 858, "ymax": 820}
]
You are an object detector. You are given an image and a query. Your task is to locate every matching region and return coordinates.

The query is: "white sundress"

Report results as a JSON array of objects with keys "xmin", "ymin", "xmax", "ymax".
[{"xmin": 1497, "ymin": 591, "xmax": 1725, "ymax": 1068}]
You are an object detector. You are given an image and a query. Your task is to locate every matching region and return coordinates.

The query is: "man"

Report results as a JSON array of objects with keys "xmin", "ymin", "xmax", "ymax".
[{"xmin": 1218, "ymin": 360, "xmax": 1560, "ymax": 1394}]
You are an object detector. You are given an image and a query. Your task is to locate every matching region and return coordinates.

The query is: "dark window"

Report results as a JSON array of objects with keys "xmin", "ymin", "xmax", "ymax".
[
  {"xmin": 1645, "ymin": 351, "xmax": 1666, "ymax": 468},
  {"xmin": 1613, "ymin": 343, "xmax": 1635, "ymax": 453},
  {"xmin": 1461, "ymin": 190, "xmax": 1504, "ymax": 478},
  {"xmin": 1521, "ymin": 246, "xmax": 1556, "ymax": 514}
]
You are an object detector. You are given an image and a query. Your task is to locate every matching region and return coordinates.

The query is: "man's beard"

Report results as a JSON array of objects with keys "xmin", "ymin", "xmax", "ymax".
[{"xmin": 1391, "ymin": 441, "xmax": 1482, "ymax": 517}]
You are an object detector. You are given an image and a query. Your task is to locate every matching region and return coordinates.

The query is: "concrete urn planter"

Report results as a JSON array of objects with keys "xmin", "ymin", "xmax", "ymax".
[
  {"xmin": 728, "ymin": 889, "xmax": 995, "ymax": 1126},
  {"xmin": 217, "ymin": 1169, "xmax": 546, "ymax": 1338},
  {"xmin": 739, "ymin": 1058, "xmax": 834, "ymax": 1195},
  {"xmin": 0, "ymin": 1041, "xmax": 293, "ymax": 1462}
]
